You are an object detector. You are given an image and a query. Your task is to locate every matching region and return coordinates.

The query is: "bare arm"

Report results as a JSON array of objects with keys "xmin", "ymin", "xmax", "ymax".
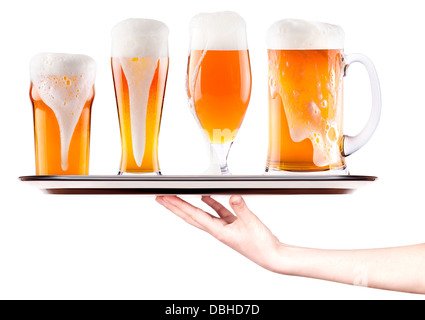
[
  {"xmin": 278, "ymin": 243, "xmax": 425, "ymax": 294},
  {"xmin": 156, "ymin": 195, "xmax": 425, "ymax": 295}
]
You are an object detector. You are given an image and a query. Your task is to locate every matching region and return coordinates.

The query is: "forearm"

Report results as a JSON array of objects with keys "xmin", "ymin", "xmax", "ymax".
[{"xmin": 270, "ymin": 243, "xmax": 425, "ymax": 294}]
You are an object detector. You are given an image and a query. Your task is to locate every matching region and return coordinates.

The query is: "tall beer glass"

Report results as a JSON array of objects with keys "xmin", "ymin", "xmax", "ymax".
[
  {"xmin": 111, "ymin": 19, "xmax": 169, "ymax": 175},
  {"xmin": 266, "ymin": 19, "xmax": 381, "ymax": 174},
  {"xmin": 187, "ymin": 12, "xmax": 251, "ymax": 174},
  {"xmin": 30, "ymin": 53, "xmax": 96, "ymax": 175}
]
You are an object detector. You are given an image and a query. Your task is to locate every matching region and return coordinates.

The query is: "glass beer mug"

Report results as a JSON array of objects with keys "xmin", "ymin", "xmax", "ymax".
[{"xmin": 265, "ymin": 19, "xmax": 381, "ymax": 174}]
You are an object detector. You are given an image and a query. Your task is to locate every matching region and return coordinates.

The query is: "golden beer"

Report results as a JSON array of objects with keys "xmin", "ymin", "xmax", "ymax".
[
  {"xmin": 30, "ymin": 53, "xmax": 96, "ymax": 175},
  {"xmin": 111, "ymin": 18, "xmax": 169, "ymax": 175},
  {"xmin": 267, "ymin": 49, "xmax": 345, "ymax": 172},
  {"xmin": 112, "ymin": 57, "xmax": 169, "ymax": 174},
  {"xmin": 187, "ymin": 50, "xmax": 251, "ymax": 144},
  {"xmin": 265, "ymin": 19, "xmax": 351, "ymax": 173},
  {"xmin": 187, "ymin": 11, "xmax": 251, "ymax": 174}
]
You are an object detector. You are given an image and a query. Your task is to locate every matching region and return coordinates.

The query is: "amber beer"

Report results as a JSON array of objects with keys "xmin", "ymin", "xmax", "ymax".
[
  {"xmin": 187, "ymin": 12, "xmax": 251, "ymax": 174},
  {"xmin": 266, "ymin": 19, "xmax": 348, "ymax": 173},
  {"xmin": 187, "ymin": 50, "xmax": 251, "ymax": 144},
  {"xmin": 112, "ymin": 57, "xmax": 168, "ymax": 174},
  {"xmin": 111, "ymin": 19, "xmax": 169, "ymax": 174},
  {"xmin": 30, "ymin": 53, "xmax": 96, "ymax": 175},
  {"xmin": 267, "ymin": 49, "xmax": 345, "ymax": 172}
]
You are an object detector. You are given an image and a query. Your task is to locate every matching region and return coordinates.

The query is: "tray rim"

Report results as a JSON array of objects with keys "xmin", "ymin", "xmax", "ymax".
[{"xmin": 19, "ymin": 174, "xmax": 378, "ymax": 182}]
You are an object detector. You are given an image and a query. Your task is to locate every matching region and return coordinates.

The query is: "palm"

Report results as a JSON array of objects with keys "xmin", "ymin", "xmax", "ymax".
[{"xmin": 156, "ymin": 195, "xmax": 280, "ymax": 270}]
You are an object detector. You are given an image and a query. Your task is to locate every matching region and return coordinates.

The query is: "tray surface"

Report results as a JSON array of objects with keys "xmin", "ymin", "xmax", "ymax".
[{"xmin": 19, "ymin": 175, "xmax": 377, "ymax": 195}]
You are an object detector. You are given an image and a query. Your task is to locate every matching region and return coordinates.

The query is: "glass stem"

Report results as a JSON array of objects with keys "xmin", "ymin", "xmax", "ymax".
[{"xmin": 210, "ymin": 142, "xmax": 233, "ymax": 175}]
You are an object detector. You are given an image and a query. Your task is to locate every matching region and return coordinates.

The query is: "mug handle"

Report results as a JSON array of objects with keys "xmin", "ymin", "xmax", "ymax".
[{"xmin": 342, "ymin": 53, "xmax": 382, "ymax": 156}]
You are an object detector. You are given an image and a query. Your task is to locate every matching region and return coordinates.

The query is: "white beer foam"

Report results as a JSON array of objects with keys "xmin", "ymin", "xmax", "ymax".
[
  {"xmin": 189, "ymin": 11, "xmax": 248, "ymax": 50},
  {"xmin": 119, "ymin": 58, "xmax": 159, "ymax": 167},
  {"xmin": 267, "ymin": 19, "xmax": 344, "ymax": 50},
  {"xmin": 30, "ymin": 53, "xmax": 96, "ymax": 171},
  {"xmin": 111, "ymin": 18, "xmax": 169, "ymax": 58},
  {"xmin": 112, "ymin": 18, "xmax": 167, "ymax": 167}
]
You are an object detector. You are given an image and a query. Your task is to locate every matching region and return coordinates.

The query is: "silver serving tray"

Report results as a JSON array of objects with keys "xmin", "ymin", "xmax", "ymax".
[{"xmin": 19, "ymin": 175, "xmax": 377, "ymax": 195}]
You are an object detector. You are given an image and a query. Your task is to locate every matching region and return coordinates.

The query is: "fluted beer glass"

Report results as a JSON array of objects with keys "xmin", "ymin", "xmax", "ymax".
[
  {"xmin": 266, "ymin": 20, "xmax": 381, "ymax": 174},
  {"xmin": 111, "ymin": 19, "xmax": 169, "ymax": 175},
  {"xmin": 30, "ymin": 53, "xmax": 96, "ymax": 175},
  {"xmin": 187, "ymin": 12, "xmax": 251, "ymax": 174}
]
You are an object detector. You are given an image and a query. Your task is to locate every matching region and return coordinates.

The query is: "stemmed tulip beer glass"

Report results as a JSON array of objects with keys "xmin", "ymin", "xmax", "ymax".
[{"xmin": 187, "ymin": 12, "xmax": 252, "ymax": 175}]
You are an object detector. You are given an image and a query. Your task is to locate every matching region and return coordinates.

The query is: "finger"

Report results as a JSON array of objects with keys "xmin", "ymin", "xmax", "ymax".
[
  {"xmin": 202, "ymin": 196, "xmax": 236, "ymax": 224},
  {"xmin": 156, "ymin": 196, "xmax": 206, "ymax": 231},
  {"xmin": 161, "ymin": 196, "xmax": 225, "ymax": 234},
  {"xmin": 156, "ymin": 196, "xmax": 204, "ymax": 229},
  {"xmin": 229, "ymin": 195, "xmax": 256, "ymax": 223}
]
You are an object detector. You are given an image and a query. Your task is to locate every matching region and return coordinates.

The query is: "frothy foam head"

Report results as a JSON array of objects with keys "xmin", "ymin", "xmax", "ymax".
[
  {"xmin": 189, "ymin": 11, "xmax": 248, "ymax": 50},
  {"xmin": 30, "ymin": 53, "xmax": 96, "ymax": 80},
  {"xmin": 111, "ymin": 18, "xmax": 169, "ymax": 57},
  {"xmin": 266, "ymin": 19, "xmax": 344, "ymax": 50}
]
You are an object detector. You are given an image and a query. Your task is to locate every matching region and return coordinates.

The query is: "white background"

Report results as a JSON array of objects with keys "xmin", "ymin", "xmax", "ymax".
[{"xmin": 0, "ymin": 0, "xmax": 424, "ymax": 300}]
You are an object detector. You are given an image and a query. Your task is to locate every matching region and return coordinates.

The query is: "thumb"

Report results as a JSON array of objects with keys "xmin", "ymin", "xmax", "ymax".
[{"xmin": 229, "ymin": 195, "xmax": 255, "ymax": 222}]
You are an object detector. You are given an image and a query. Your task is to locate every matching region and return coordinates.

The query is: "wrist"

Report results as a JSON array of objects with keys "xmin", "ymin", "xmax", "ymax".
[{"xmin": 266, "ymin": 242, "xmax": 302, "ymax": 275}]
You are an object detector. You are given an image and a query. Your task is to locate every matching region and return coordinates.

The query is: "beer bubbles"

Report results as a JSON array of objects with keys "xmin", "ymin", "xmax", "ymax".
[{"xmin": 30, "ymin": 53, "xmax": 96, "ymax": 172}]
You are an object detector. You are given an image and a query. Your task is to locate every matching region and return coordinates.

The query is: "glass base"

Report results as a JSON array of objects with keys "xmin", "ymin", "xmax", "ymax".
[
  {"xmin": 210, "ymin": 141, "xmax": 233, "ymax": 175},
  {"xmin": 264, "ymin": 165, "xmax": 349, "ymax": 176},
  {"xmin": 118, "ymin": 171, "xmax": 162, "ymax": 176}
]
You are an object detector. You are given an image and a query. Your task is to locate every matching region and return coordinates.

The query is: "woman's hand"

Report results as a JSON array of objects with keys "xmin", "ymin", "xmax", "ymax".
[{"xmin": 156, "ymin": 195, "xmax": 284, "ymax": 271}]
